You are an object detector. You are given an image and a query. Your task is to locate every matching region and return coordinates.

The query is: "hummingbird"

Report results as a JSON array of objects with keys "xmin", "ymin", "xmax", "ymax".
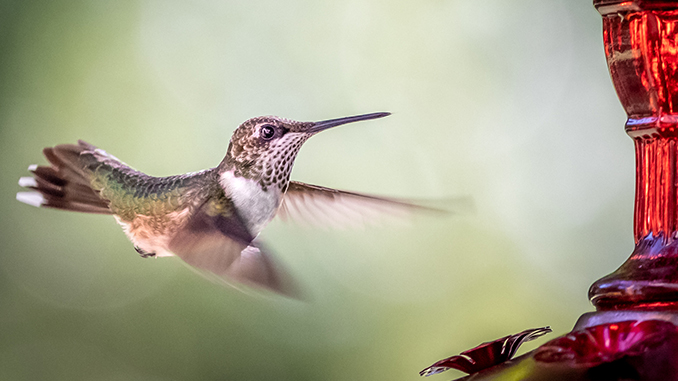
[{"xmin": 16, "ymin": 112, "xmax": 436, "ymax": 296}]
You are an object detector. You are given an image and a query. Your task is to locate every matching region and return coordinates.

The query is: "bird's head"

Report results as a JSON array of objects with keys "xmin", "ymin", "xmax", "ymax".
[{"xmin": 221, "ymin": 112, "xmax": 390, "ymax": 191}]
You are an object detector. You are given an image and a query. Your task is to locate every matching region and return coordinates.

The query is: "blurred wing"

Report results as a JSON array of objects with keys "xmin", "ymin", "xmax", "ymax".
[
  {"xmin": 278, "ymin": 181, "xmax": 450, "ymax": 229},
  {"xmin": 169, "ymin": 194, "xmax": 297, "ymax": 297}
]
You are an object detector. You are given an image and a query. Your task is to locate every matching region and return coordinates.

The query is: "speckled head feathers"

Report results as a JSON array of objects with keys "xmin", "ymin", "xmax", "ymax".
[{"xmin": 220, "ymin": 113, "xmax": 390, "ymax": 191}]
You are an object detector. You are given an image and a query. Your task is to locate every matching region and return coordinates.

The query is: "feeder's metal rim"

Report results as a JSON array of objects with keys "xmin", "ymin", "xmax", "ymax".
[{"xmin": 594, "ymin": 1, "xmax": 678, "ymax": 15}]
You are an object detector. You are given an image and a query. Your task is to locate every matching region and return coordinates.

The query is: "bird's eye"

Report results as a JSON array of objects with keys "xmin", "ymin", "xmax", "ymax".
[{"xmin": 260, "ymin": 125, "xmax": 276, "ymax": 140}]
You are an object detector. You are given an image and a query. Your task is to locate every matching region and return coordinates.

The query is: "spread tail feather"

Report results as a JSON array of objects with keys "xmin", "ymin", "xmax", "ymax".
[{"xmin": 17, "ymin": 141, "xmax": 112, "ymax": 214}]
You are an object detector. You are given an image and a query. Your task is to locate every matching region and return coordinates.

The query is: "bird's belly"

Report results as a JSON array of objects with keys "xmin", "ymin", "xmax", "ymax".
[{"xmin": 114, "ymin": 208, "xmax": 191, "ymax": 257}]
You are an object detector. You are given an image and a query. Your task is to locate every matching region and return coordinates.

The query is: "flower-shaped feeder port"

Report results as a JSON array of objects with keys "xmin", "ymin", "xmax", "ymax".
[
  {"xmin": 420, "ymin": 327, "xmax": 551, "ymax": 377},
  {"xmin": 535, "ymin": 320, "xmax": 678, "ymax": 380}
]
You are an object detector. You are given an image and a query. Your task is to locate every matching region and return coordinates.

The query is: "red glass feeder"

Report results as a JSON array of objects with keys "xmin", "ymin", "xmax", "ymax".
[
  {"xmin": 418, "ymin": 1, "xmax": 678, "ymax": 379},
  {"xmin": 589, "ymin": 0, "xmax": 678, "ymax": 311}
]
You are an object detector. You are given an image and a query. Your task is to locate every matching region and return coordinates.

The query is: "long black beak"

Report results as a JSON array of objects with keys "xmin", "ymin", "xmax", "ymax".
[{"xmin": 308, "ymin": 112, "xmax": 391, "ymax": 133}]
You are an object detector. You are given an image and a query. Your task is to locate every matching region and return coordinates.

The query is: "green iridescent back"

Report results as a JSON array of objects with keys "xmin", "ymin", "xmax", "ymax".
[{"xmin": 80, "ymin": 148, "xmax": 217, "ymax": 222}]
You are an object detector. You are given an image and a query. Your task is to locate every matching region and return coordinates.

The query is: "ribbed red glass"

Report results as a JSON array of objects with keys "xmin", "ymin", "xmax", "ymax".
[{"xmin": 590, "ymin": 0, "xmax": 678, "ymax": 310}]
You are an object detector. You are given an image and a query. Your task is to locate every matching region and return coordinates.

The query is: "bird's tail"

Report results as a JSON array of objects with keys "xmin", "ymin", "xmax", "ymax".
[{"xmin": 17, "ymin": 140, "xmax": 112, "ymax": 214}]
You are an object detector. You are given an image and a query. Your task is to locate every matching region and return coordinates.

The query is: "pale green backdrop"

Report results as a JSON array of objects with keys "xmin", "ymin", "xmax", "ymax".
[{"xmin": 0, "ymin": 1, "xmax": 632, "ymax": 380}]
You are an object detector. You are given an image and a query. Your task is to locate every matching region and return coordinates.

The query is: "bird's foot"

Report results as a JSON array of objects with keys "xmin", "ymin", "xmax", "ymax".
[{"xmin": 134, "ymin": 246, "xmax": 156, "ymax": 258}]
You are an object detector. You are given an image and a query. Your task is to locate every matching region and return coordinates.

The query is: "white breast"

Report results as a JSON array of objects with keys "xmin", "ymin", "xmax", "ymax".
[{"xmin": 220, "ymin": 170, "xmax": 280, "ymax": 235}]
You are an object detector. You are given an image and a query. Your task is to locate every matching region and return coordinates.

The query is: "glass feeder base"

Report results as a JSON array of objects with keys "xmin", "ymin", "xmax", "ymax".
[{"xmin": 574, "ymin": 310, "xmax": 678, "ymax": 330}]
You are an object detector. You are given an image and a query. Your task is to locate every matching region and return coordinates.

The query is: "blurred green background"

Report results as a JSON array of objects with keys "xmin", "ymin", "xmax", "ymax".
[{"xmin": 0, "ymin": 0, "xmax": 632, "ymax": 380}]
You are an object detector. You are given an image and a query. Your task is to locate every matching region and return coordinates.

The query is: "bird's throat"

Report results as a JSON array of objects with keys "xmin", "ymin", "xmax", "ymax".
[{"xmin": 219, "ymin": 170, "xmax": 281, "ymax": 235}]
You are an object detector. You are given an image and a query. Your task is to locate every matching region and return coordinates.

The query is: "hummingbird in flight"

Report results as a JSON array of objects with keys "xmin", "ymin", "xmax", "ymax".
[{"xmin": 17, "ymin": 112, "xmax": 437, "ymax": 296}]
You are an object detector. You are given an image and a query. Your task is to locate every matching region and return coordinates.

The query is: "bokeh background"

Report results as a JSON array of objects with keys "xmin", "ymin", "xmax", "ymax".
[{"xmin": 0, "ymin": 1, "xmax": 632, "ymax": 380}]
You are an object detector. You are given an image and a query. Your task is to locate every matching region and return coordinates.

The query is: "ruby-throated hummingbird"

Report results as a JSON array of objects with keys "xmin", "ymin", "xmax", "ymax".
[{"xmin": 17, "ymin": 112, "xmax": 435, "ymax": 296}]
